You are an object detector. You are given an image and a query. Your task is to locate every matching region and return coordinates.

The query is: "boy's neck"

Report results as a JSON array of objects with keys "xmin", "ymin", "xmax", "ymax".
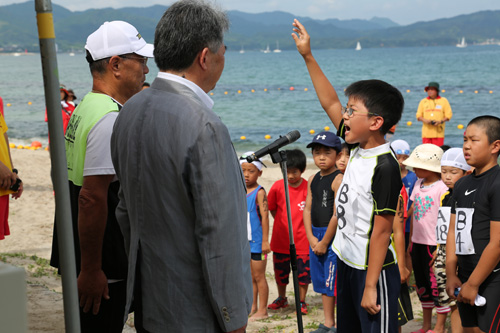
[
  {"xmin": 319, "ymin": 166, "xmax": 338, "ymax": 177},
  {"xmin": 473, "ymin": 159, "xmax": 498, "ymax": 176},
  {"xmin": 246, "ymin": 183, "xmax": 259, "ymax": 193},
  {"xmin": 401, "ymin": 168, "xmax": 408, "ymax": 178},
  {"xmin": 358, "ymin": 133, "xmax": 386, "ymax": 150},
  {"xmin": 422, "ymin": 174, "xmax": 440, "ymax": 185},
  {"xmin": 289, "ymin": 178, "xmax": 303, "ymax": 188}
]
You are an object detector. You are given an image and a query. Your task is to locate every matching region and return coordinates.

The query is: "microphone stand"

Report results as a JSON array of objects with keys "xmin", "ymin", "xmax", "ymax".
[{"xmin": 269, "ymin": 149, "xmax": 303, "ymax": 333}]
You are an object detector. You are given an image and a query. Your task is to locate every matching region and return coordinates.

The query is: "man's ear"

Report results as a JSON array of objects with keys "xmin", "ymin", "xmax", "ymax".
[
  {"xmin": 108, "ymin": 56, "xmax": 122, "ymax": 76},
  {"xmin": 198, "ymin": 47, "xmax": 210, "ymax": 71}
]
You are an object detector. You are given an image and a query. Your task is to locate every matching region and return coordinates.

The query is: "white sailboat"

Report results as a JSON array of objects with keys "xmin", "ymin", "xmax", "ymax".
[
  {"xmin": 262, "ymin": 44, "xmax": 271, "ymax": 53},
  {"xmin": 239, "ymin": 45, "xmax": 245, "ymax": 54},
  {"xmin": 456, "ymin": 37, "xmax": 467, "ymax": 48},
  {"xmin": 355, "ymin": 41, "xmax": 362, "ymax": 51},
  {"xmin": 273, "ymin": 41, "xmax": 282, "ymax": 53}
]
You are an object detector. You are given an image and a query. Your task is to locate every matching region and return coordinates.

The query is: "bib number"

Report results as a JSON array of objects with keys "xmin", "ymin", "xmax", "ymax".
[
  {"xmin": 454, "ymin": 208, "xmax": 475, "ymax": 255},
  {"xmin": 247, "ymin": 212, "xmax": 252, "ymax": 241},
  {"xmin": 436, "ymin": 207, "xmax": 451, "ymax": 245}
]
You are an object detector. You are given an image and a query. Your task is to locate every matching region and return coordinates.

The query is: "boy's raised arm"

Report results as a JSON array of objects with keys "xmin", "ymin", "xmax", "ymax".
[{"xmin": 292, "ymin": 19, "xmax": 343, "ymax": 130}]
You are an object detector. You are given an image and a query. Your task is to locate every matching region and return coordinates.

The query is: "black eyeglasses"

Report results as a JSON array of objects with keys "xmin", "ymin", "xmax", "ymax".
[
  {"xmin": 341, "ymin": 106, "xmax": 379, "ymax": 118},
  {"xmin": 119, "ymin": 54, "xmax": 148, "ymax": 66}
]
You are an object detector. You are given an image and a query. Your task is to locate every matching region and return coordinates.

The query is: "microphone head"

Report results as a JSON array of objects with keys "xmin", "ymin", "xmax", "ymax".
[{"xmin": 286, "ymin": 130, "xmax": 301, "ymax": 143}]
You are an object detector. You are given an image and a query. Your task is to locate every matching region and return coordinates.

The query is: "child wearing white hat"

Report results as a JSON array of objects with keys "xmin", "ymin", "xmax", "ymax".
[
  {"xmin": 430, "ymin": 148, "xmax": 471, "ymax": 333},
  {"xmin": 403, "ymin": 144, "xmax": 449, "ymax": 333}
]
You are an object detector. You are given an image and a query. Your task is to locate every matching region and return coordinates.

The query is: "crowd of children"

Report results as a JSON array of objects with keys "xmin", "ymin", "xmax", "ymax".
[{"xmin": 237, "ymin": 18, "xmax": 500, "ymax": 333}]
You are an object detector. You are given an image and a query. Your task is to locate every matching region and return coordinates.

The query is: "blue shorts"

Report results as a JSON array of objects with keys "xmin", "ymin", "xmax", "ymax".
[{"xmin": 310, "ymin": 226, "xmax": 337, "ymax": 297}]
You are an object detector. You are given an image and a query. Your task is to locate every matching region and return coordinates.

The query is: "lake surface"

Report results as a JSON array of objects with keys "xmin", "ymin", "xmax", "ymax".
[{"xmin": 1, "ymin": 45, "xmax": 499, "ymax": 154}]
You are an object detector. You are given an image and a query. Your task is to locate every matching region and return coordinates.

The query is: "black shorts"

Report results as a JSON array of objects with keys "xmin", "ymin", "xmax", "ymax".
[
  {"xmin": 251, "ymin": 253, "xmax": 267, "ymax": 261},
  {"xmin": 457, "ymin": 268, "xmax": 500, "ymax": 331},
  {"xmin": 397, "ymin": 283, "xmax": 414, "ymax": 326},
  {"xmin": 337, "ymin": 260, "xmax": 401, "ymax": 333}
]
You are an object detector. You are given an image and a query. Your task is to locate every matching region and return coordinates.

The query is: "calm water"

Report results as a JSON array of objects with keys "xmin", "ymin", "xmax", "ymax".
[{"xmin": 1, "ymin": 45, "xmax": 500, "ymax": 154}]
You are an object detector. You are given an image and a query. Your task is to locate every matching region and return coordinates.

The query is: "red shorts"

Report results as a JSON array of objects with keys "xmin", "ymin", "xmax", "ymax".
[
  {"xmin": 422, "ymin": 137, "xmax": 444, "ymax": 146},
  {"xmin": 0, "ymin": 195, "xmax": 10, "ymax": 240}
]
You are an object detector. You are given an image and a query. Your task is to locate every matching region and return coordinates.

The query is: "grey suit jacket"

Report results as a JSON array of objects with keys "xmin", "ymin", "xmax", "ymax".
[{"xmin": 111, "ymin": 77, "xmax": 252, "ymax": 332}]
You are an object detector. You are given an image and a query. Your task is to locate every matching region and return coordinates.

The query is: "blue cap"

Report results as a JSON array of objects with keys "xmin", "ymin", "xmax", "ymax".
[{"xmin": 306, "ymin": 131, "xmax": 341, "ymax": 151}]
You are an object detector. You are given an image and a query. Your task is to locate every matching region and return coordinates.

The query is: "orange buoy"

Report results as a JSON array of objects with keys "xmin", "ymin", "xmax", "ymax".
[{"xmin": 31, "ymin": 141, "xmax": 42, "ymax": 148}]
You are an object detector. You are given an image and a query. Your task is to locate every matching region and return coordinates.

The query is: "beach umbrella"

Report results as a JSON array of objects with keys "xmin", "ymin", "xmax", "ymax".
[{"xmin": 35, "ymin": 1, "xmax": 80, "ymax": 332}]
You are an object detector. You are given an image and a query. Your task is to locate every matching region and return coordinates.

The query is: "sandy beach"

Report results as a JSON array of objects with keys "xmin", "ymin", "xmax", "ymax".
[{"xmin": 0, "ymin": 148, "xmax": 426, "ymax": 332}]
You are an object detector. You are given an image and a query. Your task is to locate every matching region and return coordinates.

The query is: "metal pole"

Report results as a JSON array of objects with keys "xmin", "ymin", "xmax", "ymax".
[
  {"xmin": 34, "ymin": 1, "xmax": 80, "ymax": 332},
  {"xmin": 279, "ymin": 155, "xmax": 304, "ymax": 333}
]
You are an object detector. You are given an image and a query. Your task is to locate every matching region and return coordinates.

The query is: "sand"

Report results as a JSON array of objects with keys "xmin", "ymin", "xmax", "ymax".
[{"xmin": 0, "ymin": 149, "xmax": 426, "ymax": 332}]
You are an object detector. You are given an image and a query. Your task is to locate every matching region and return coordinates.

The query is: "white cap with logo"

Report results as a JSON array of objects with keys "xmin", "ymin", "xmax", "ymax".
[{"xmin": 85, "ymin": 21, "xmax": 154, "ymax": 61}]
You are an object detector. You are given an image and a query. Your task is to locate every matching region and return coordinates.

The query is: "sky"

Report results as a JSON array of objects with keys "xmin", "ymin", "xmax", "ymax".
[{"xmin": 2, "ymin": 0, "xmax": 500, "ymax": 25}]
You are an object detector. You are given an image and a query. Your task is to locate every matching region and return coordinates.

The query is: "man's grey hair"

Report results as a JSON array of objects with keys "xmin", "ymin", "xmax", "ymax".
[{"xmin": 154, "ymin": 0, "xmax": 229, "ymax": 71}]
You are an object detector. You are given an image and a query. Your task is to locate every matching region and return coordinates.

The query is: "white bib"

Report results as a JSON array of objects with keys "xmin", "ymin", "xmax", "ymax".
[
  {"xmin": 454, "ymin": 208, "xmax": 475, "ymax": 255},
  {"xmin": 436, "ymin": 207, "xmax": 451, "ymax": 245}
]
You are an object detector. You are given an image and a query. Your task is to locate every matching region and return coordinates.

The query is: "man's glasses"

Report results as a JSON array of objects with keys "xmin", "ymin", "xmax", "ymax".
[
  {"xmin": 119, "ymin": 54, "xmax": 148, "ymax": 66},
  {"xmin": 341, "ymin": 106, "xmax": 379, "ymax": 118}
]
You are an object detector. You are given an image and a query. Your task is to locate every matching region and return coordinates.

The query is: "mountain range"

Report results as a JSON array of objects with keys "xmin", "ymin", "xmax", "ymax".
[{"xmin": 1, "ymin": 1, "xmax": 499, "ymax": 52}]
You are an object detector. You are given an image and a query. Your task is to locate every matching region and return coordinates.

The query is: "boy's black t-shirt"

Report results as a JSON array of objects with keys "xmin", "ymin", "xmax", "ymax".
[
  {"xmin": 451, "ymin": 164, "xmax": 500, "ymax": 273},
  {"xmin": 311, "ymin": 170, "xmax": 342, "ymax": 228}
]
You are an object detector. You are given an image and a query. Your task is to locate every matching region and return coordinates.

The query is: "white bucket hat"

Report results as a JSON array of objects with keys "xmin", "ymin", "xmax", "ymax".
[
  {"xmin": 403, "ymin": 144, "xmax": 443, "ymax": 173},
  {"xmin": 85, "ymin": 21, "xmax": 154, "ymax": 61},
  {"xmin": 441, "ymin": 147, "xmax": 471, "ymax": 171}
]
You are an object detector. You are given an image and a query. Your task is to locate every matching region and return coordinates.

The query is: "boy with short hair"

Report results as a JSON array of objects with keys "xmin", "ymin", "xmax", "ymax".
[
  {"xmin": 303, "ymin": 131, "xmax": 344, "ymax": 332},
  {"xmin": 336, "ymin": 143, "xmax": 350, "ymax": 174},
  {"xmin": 446, "ymin": 116, "xmax": 500, "ymax": 333},
  {"xmin": 267, "ymin": 149, "xmax": 310, "ymax": 314},
  {"xmin": 293, "ymin": 20, "xmax": 404, "ymax": 332}
]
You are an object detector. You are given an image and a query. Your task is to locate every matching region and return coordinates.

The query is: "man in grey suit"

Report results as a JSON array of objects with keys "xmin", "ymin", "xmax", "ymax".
[{"xmin": 110, "ymin": 1, "xmax": 252, "ymax": 332}]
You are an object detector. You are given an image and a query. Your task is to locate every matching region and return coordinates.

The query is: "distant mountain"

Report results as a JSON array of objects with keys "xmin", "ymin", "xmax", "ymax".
[{"xmin": 0, "ymin": 1, "xmax": 499, "ymax": 52}]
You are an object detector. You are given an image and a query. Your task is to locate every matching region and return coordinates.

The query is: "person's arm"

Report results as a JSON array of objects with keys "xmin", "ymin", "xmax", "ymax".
[
  {"xmin": 445, "ymin": 213, "xmax": 462, "ymax": 298},
  {"xmin": 314, "ymin": 173, "xmax": 343, "ymax": 255},
  {"xmin": 458, "ymin": 221, "xmax": 500, "ymax": 305},
  {"xmin": 291, "ymin": 19, "xmax": 343, "ymax": 130},
  {"xmin": 77, "ymin": 174, "xmax": 114, "ymax": 315},
  {"xmin": 257, "ymin": 188, "xmax": 271, "ymax": 255},
  {"xmin": 393, "ymin": 195, "xmax": 409, "ymax": 283},
  {"xmin": 442, "ymin": 99, "xmax": 452, "ymax": 123},
  {"xmin": 190, "ymin": 122, "xmax": 251, "ymax": 332},
  {"xmin": 303, "ymin": 174, "xmax": 318, "ymax": 249},
  {"xmin": 361, "ymin": 214, "xmax": 395, "ymax": 315},
  {"xmin": 4, "ymin": 133, "xmax": 22, "ymax": 199},
  {"xmin": 0, "ymin": 133, "xmax": 17, "ymax": 191}
]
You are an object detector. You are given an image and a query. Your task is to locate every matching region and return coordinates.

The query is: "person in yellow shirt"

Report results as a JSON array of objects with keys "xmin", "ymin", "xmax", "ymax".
[
  {"xmin": 0, "ymin": 112, "xmax": 23, "ymax": 240},
  {"xmin": 416, "ymin": 82, "xmax": 453, "ymax": 146}
]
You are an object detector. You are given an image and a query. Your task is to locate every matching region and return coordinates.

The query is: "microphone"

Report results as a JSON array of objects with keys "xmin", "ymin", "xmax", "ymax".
[{"xmin": 246, "ymin": 130, "xmax": 301, "ymax": 162}]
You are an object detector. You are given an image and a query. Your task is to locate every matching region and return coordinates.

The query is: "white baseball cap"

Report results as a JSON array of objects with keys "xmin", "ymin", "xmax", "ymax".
[
  {"xmin": 85, "ymin": 21, "xmax": 154, "ymax": 61},
  {"xmin": 441, "ymin": 147, "xmax": 471, "ymax": 171}
]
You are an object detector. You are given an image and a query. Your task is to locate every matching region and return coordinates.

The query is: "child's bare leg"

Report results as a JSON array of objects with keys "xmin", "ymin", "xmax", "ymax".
[
  {"xmin": 249, "ymin": 259, "xmax": 269, "ymax": 320},
  {"xmin": 450, "ymin": 305, "xmax": 463, "ymax": 333},
  {"xmin": 322, "ymin": 295, "xmax": 336, "ymax": 328},
  {"xmin": 299, "ymin": 284, "xmax": 308, "ymax": 302},
  {"xmin": 432, "ymin": 311, "xmax": 448, "ymax": 333},
  {"xmin": 277, "ymin": 283, "xmax": 287, "ymax": 298},
  {"xmin": 421, "ymin": 307, "xmax": 433, "ymax": 331},
  {"xmin": 250, "ymin": 263, "xmax": 258, "ymax": 316}
]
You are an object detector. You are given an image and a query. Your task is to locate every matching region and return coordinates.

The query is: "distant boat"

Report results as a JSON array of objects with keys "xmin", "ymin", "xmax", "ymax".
[
  {"xmin": 262, "ymin": 44, "xmax": 271, "ymax": 53},
  {"xmin": 239, "ymin": 46, "xmax": 245, "ymax": 54},
  {"xmin": 355, "ymin": 41, "xmax": 362, "ymax": 51},
  {"xmin": 273, "ymin": 41, "xmax": 282, "ymax": 53},
  {"xmin": 456, "ymin": 37, "xmax": 467, "ymax": 48}
]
